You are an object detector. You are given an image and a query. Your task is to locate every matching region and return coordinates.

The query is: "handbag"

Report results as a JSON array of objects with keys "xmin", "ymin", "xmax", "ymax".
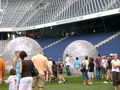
[{"xmin": 31, "ymin": 64, "xmax": 39, "ymax": 77}]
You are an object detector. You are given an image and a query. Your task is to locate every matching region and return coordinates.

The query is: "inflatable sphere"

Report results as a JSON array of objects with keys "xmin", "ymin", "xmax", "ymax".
[
  {"xmin": 3, "ymin": 37, "xmax": 43, "ymax": 70},
  {"xmin": 63, "ymin": 40, "xmax": 98, "ymax": 75}
]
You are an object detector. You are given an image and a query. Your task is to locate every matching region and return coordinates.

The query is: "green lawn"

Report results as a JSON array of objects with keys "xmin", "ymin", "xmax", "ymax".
[{"xmin": 0, "ymin": 72, "xmax": 114, "ymax": 90}]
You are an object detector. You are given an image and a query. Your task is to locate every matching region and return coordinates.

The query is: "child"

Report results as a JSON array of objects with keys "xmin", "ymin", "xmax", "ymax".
[
  {"xmin": 57, "ymin": 59, "xmax": 65, "ymax": 83},
  {"xmin": 5, "ymin": 68, "xmax": 18, "ymax": 90}
]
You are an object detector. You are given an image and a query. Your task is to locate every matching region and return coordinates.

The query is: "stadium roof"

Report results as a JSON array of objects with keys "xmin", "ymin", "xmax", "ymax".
[{"xmin": 0, "ymin": 0, "xmax": 120, "ymax": 32}]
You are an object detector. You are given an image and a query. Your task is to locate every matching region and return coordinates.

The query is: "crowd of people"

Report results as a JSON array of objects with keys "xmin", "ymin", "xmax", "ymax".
[
  {"xmin": 0, "ymin": 52, "xmax": 120, "ymax": 90},
  {"xmin": 73, "ymin": 53, "xmax": 120, "ymax": 90}
]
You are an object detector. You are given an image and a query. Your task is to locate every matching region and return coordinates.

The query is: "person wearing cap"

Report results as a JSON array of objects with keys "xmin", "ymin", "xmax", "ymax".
[
  {"xmin": 105, "ymin": 54, "xmax": 113, "ymax": 83},
  {"xmin": 111, "ymin": 54, "xmax": 120, "ymax": 90},
  {"xmin": 0, "ymin": 56, "xmax": 5, "ymax": 84},
  {"xmin": 101, "ymin": 56, "xmax": 107, "ymax": 79}
]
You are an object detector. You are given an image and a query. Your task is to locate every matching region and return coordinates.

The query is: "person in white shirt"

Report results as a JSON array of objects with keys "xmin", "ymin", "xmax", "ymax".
[
  {"xmin": 101, "ymin": 56, "xmax": 107, "ymax": 79},
  {"xmin": 48, "ymin": 58, "xmax": 53, "ymax": 82},
  {"xmin": 64, "ymin": 54, "xmax": 71, "ymax": 76},
  {"xmin": 5, "ymin": 68, "xmax": 18, "ymax": 90},
  {"xmin": 111, "ymin": 54, "xmax": 120, "ymax": 90},
  {"xmin": 80, "ymin": 56, "xmax": 89, "ymax": 85}
]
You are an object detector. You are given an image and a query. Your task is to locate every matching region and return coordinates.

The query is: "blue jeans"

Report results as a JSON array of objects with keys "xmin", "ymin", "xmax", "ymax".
[
  {"xmin": 66, "ymin": 65, "xmax": 71, "ymax": 76},
  {"xmin": 82, "ymin": 70, "xmax": 89, "ymax": 80},
  {"xmin": 96, "ymin": 67, "xmax": 101, "ymax": 80}
]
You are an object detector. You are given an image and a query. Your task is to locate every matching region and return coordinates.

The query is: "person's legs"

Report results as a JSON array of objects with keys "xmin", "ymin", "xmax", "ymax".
[
  {"xmin": 66, "ymin": 65, "xmax": 71, "ymax": 76},
  {"xmin": 19, "ymin": 78, "xmax": 28, "ymax": 90},
  {"xmin": 114, "ymin": 86, "xmax": 118, "ymax": 90},
  {"xmin": 96, "ymin": 67, "xmax": 101, "ymax": 80},
  {"xmin": 98, "ymin": 67, "xmax": 101, "ymax": 80},
  {"xmin": 85, "ymin": 70, "xmax": 89, "ymax": 84},
  {"xmin": 32, "ymin": 76, "xmax": 37, "ymax": 90},
  {"xmin": 26, "ymin": 77, "xmax": 33, "ymax": 90},
  {"xmin": 82, "ymin": 72, "xmax": 87, "ymax": 85},
  {"xmin": 112, "ymin": 72, "xmax": 119, "ymax": 90},
  {"xmin": 96, "ymin": 67, "xmax": 99, "ymax": 80},
  {"xmin": 38, "ymin": 76, "xmax": 45, "ymax": 90},
  {"xmin": 0, "ymin": 79, "xmax": 2, "ymax": 84},
  {"xmin": 88, "ymin": 72, "xmax": 92, "ymax": 84}
]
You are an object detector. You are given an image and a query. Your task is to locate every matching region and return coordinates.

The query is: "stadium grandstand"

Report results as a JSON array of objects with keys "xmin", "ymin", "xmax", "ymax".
[{"xmin": 0, "ymin": 0, "xmax": 120, "ymax": 60}]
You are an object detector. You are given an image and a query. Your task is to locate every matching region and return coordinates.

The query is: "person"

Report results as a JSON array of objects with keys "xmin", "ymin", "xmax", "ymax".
[
  {"xmin": 64, "ymin": 54, "xmax": 71, "ymax": 76},
  {"xmin": 95, "ymin": 54, "xmax": 102, "ymax": 80},
  {"xmin": 52, "ymin": 60, "xmax": 58, "ymax": 82},
  {"xmin": 0, "ymin": 56, "xmax": 5, "ymax": 84},
  {"xmin": 111, "ymin": 54, "xmax": 120, "ymax": 90},
  {"xmin": 19, "ymin": 51, "xmax": 33, "ymax": 90},
  {"xmin": 5, "ymin": 68, "xmax": 18, "ymax": 90},
  {"xmin": 88, "ymin": 58, "xmax": 95, "ymax": 84},
  {"xmin": 80, "ymin": 56, "xmax": 89, "ymax": 85},
  {"xmin": 48, "ymin": 58, "xmax": 53, "ymax": 82},
  {"xmin": 74, "ymin": 57, "xmax": 80, "ymax": 77},
  {"xmin": 57, "ymin": 59, "xmax": 65, "ymax": 84},
  {"xmin": 13, "ymin": 51, "xmax": 21, "ymax": 85},
  {"xmin": 105, "ymin": 54, "xmax": 113, "ymax": 83},
  {"xmin": 101, "ymin": 56, "xmax": 107, "ymax": 79},
  {"xmin": 32, "ymin": 51, "xmax": 53, "ymax": 90}
]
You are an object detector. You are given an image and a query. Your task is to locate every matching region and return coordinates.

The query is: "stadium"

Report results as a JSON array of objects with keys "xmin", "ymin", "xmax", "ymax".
[{"xmin": 0, "ymin": 0, "xmax": 120, "ymax": 90}]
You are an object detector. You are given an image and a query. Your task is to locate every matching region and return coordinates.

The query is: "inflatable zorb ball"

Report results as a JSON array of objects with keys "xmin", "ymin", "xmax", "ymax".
[
  {"xmin": 3, "ymin": 37, "xmax": 43, "ymax": 70},
  {"xmin": 63, "ymin": 40, "xmax": 98, "ymax": 75}
]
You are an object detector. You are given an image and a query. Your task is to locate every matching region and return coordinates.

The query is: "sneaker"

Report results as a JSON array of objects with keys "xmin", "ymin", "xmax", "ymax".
[
  {"xmin": 103, "ymin": 81, "xmax": 108, "ymax": 84},
  {"xmin": 58, "ymin": 81, "xmax": 63, "ymax": 84}
]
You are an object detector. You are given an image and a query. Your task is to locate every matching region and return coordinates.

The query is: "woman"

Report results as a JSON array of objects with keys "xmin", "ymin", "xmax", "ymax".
[
  {"xmin": 19, "ymin": 51, "xmax": 33, "ymax": 90},
  {"xmin": 13, "ymin": 51, "xmax": 21, "ymax": 85},
  {"xmin": 74, "ymin": 57, "xmax": 80, "ymax": 77},
  {"xmin": 111, "ymin": 54, "xmax": 120, "ymax": 90}
]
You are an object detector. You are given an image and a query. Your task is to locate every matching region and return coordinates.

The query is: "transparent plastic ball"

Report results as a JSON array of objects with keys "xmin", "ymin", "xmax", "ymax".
[
  {"xmin": 3, "ymin": 37, "xmax": 43, "ymax": 70},
  {"xmin": 63, "ymin": 40, "xmax": 98, "ymax": 75}
]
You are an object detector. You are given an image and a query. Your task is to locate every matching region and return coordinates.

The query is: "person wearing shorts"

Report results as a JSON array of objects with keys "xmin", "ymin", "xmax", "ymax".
[
  {"xmin": 111, "ymin": 54, "xmax": 120, "ymax": 90},
  {"xmin": 101, "ymin": 56, "xmax": 107, "ymax": 79},
  {"xmin": 32, "ymin": 52, "xmax": 52, "ymax": 90},
  {"xmin": 88, "ymin": 58, "xmax": 94, "ymax": 84},
  {"xmin": 74, "ymin": 57, "xmax": 80, "ymax": 77},
  {"xmin": 57, "ymin": 59, "xmax": 65, "ymax": 84}
]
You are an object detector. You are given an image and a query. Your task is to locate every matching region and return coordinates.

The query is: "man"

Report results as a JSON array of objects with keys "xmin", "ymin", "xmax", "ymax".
[
  {"xmin": 95, "ymin": 54, "xmax": 102, "ymax": 80},
  {"xmin": 81, "ymin": 56, "xmax": 89, "ymax": 85},
  {"xmin": 32, "ymin": 51, "xmax": 53, "ymax": 90},
  {"xmin": 65, "ymin": 54, "xmax": 71, "ymax": 76},
  {"xmin": 104, "ymin": 53, "xmax": 113, "ymax": 83},
  {"xmin": 101, "ymin": 56, "xmax": 107, "ymax": 79},
  {"xmin": 0, "ymin": 56, "xmax": 5, "ymax": 84}
]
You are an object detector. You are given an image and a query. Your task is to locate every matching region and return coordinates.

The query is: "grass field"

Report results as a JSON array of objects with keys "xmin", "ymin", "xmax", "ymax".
[{"xmin": 0, "ymin": 72, "xmax": 114, "ymax": 90}]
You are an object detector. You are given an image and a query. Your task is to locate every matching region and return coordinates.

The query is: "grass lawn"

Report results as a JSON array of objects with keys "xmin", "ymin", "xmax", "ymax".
[{"xmin": 0, "ymin": 72, "xmax": 114, "ymax": 90}]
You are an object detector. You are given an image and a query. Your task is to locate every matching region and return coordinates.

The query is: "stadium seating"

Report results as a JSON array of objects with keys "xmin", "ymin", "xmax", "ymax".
[
  {"xmin": 40, "ymin": 32, "xmax": 114, "ymax": 60},
  {"xmin": 97, "ymin": 35, "xmax": 120, "ymax": 57},
  {"xmin": 0, "ymin": 0, "xmax": 120, "ymax": 28}
]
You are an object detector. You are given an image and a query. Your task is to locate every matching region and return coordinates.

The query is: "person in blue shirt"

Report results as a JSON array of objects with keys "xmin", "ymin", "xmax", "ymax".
[
  {"xmin": 74, "ymin": 57, "xmax": 80, "ymax": 77},
  {"xmin": 13, "ymin": 51, "xmax": 21, "ymax": 89}
]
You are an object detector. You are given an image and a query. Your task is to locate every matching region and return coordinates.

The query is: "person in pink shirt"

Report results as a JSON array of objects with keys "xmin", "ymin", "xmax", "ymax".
[{"xmin": 95, "ymin": 54, "xmax": 102, "ymax": 80}]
